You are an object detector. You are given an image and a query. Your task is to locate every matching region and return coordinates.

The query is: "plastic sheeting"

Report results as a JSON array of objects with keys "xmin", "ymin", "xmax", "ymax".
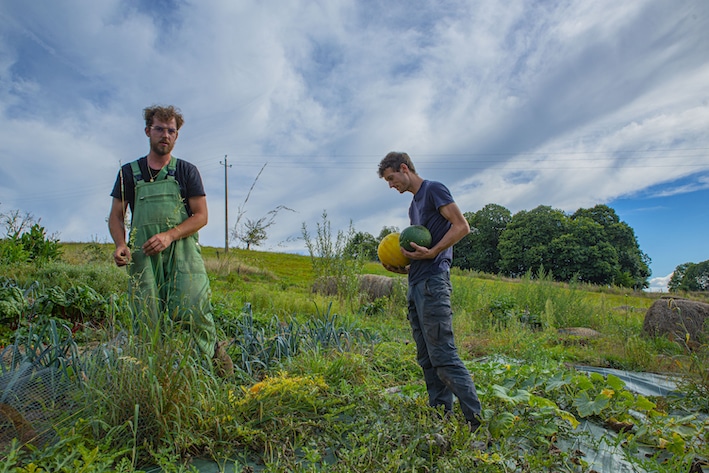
[{"xmin": 575, "ymin": 365, "xmax": 682, "ymax": 398}]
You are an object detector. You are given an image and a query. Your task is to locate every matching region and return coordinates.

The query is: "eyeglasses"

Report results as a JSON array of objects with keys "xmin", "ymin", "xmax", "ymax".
[{"xmin": 150, "ymin": 125, "xmax": 178, "ymax": 136}]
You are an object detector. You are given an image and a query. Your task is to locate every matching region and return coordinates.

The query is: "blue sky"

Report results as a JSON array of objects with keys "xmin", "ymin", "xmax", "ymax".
[{"xmin": 1, "ymin": 1, "xmax": 707, "ymax": 292}]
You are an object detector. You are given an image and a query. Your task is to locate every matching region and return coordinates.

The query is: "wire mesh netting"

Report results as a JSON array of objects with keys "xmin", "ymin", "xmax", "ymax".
[
  {"xmin": 0, "ymin": 360, "xmax": 78, "ymax": 448},
  {"xmin": 0, "ymin": 323, "xmax": 86, "ymax": 452}
]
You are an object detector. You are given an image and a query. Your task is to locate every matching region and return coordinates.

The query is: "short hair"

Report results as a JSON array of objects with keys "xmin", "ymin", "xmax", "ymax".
[
  {"xmin": 143, "ymin": 105, "xmax": 185, "ymax": 130},
  {"xmin": 378, "ymin": 151, "xmax": 416, "ymax": 177}
]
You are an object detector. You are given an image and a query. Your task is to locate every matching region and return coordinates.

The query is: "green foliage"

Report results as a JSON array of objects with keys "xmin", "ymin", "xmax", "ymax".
[
  {"xmin": 498, "ymin": 205, "xmax": 568, "ymax": 277},
  {"xmin": 0, "ymin": 283, "xmax": 28, "ymax": 326},
  {"xmin": 2, "ymin": 261, "xmax": 128, "ymax": 297},
  {"xmin": 302, "ymin": 210, "xmax": 364, "ymax": 307},
  {"xmin": 31, "ymin": 284, "xmax": 113, "ymax": 325},
  {"xmin": 343, "ymin": 231, "xmax": 378, "ymax": 261},
  {"xmin": 455, "ymin": 203, "xmax": 511, "ymax": 272},
  {"xmin": 223, "ymin": 302, "xmax": 378, "ymax": 378},
  {"xmin": 19, "ymin": 224, "xmax": 62, "ymax": 263},
  {"xmin": 0, "ymin": 238, "xmax": 30, "ymax": 265},
  {"xmin": 492, "ymin": 204, "xmax": 650, "ymax": 288},
  {"xmin": 669, "ymin": 259, "xmax": 709, "ymax": 292},
  {"xmin": 0, "ymin": 279, "xmax": 123, "ymax": 342},
  {"xmin": 0, "ymin": 224, "xmax": 61, "ymax": 266},
  {"xmin": 3, "ymin": 241, "xmax": 708, "ymax": 472},
  {"xmin": 1, "ymin": 315, "xmax": 81, "ymax": 376}
]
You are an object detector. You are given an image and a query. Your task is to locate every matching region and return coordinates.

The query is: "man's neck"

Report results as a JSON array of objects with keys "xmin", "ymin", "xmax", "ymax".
[
  {"xmin": 408, "ymin": 174, "xmax": 424, "ymax": 195},
  {"xmin": 147, "ymin": 153, "xmax": 171, "ymax": 169}
]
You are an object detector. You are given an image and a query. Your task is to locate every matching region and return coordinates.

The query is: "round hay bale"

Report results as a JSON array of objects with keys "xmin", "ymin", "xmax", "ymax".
[
  {"xmin": 557, "ymin": 327, "xmax": 602, "ymax": 338},
  {"xmin": 311, "ymin": 276, "xmax": 340, "ymax": 296},
  {"xmin": 358, "ymin": 274, "xmax": 404, "ymax": 301},
  {"xmin": 311, "ymin": 274, "xmax": 404, "ymax": 301},
  {"xmin": 643, "ymin": 298, "xmax": 709, "ymax": 345}
]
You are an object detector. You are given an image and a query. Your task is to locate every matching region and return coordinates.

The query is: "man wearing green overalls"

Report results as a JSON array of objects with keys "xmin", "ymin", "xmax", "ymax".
[{"xmin": 108, "ymin": 105, "xmax": 228, "ymax": 373}]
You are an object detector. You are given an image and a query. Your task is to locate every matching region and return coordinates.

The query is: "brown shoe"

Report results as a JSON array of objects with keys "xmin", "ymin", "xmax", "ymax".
[{"xmin": 213, "ymin": 340, "xmax": 234, "ymax": 377}]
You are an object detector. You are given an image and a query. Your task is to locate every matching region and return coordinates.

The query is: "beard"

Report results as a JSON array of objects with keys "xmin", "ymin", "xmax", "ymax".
[{"xmin": 151, "ymin": 139, "xmax": 174, "ymax": 156}]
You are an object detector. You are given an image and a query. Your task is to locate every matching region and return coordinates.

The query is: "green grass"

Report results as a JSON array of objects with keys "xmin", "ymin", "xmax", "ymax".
[{"xmin": 1, "ymin": 243, "xmax": 707, "ymax": 472}]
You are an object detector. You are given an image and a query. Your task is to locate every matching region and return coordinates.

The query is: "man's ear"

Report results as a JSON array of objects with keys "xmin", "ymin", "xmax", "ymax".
[{"xmin": 399, "ymin": 163, "xmax": 409, "ymax": 173}]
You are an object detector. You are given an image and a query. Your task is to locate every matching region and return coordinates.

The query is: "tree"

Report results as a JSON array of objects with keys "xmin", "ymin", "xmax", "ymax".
[
  {"xmin": 377, "ymin": 226, "xmax": 399, "ymax": 240},
  {"xmin": 233, "ymin": 205, "xmax": 294, "ymax": 250},
  {"xmin": 241, "ymin": 218, "xmax": 268, "ymax": 250},
  {"xmin": 498, "ymin": 205, "xmax": 568, "ymax": 277},
  {"xmin": 669, "ymin": 260, "xmax": 709, "ymax": 292},
  {"xmin": 571, "ymin": 205, "xmax": 650, "ymax": 288},
  {"xmin": 668, "ymin": 262, "xmax": 692, "ymax": 292},
  {"xmin": 229, "ymin": 163, "xmax": 295, "ymax": 249},
  {"xmin": 344, "ymin": 231, "xmax": 378, "ymax": 261},
  {"xmin": 454, "ymin": 204, "xmax": 511, "ymax": 273},
  {"xmin": 495, "ymin": 203, "xmax": 649, "ymax": 287},
  {"xmin": 547, "ymin": 217, "xmax": 617, "ymax": 284}
]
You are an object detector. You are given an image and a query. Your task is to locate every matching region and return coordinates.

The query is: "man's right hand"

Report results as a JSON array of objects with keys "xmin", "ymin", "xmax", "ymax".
[
  {"xmin": 382, "ymin": 262, "xmax": 409, "ymax": 274},
  {"xmin": 113, "ymin": 245, "xmax": 131, "ymax": 267}
]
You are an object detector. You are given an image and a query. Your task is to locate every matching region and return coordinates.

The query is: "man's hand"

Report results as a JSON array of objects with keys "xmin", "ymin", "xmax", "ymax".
[
  {"xmin": 142, "ymin": 232, "xmax": 173, "ymax": 256},
  {"xmin": 382, "ymin": 262, "xmax": 409, "ymax": 274},
  {"xmin": 113, "ymin": 245, "xmax": 131, "ymax": 267},
  {"xmin": 142, "ymin": 232, "xmax": 174, "ymax": 256},
  {"xmin": 402, "ymin": 242, "xmax": 435, "ymax": 260}
]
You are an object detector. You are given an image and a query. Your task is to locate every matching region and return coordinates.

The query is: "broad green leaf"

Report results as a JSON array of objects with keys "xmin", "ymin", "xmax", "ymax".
[
  {"xmin": 529, "ymin": 394, "xmax": 558, "ymax": 409},
  {"xmin": 489, "ymin": 411, "xmax": 516, "ymax": 438},
  {"xmin": 590, "ymin": 372, "xmax": 605, "ymax": 384},
  {"xmin": 558, "ymin": 409, "xmax": 580, "ymax": 429},
  {"xmin": 634, "ymin": 395, "xmax": 656, "ymax": 411},
  {"xmin": 545, "ymin": 371, "xmax": 573, "ymax": 391},
  {"xmin": 606, "ymin": 373, "xmax": 625, "ymax": 391},
  {"xmin": 573, "ymin": 391, "xmax": 609, "ymax": 417},
  {"xmin": 490, "ymin": 384, "xmax": 531, "ymax": 404},
  {"xmin": 574, "ymin": 374, "xmax": 594, "ymax": 391}
]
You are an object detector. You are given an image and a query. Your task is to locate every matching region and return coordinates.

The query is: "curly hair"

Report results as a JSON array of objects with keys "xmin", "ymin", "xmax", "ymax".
[
  {"xmin": 378, "ymin": 151, "xmax": 417, "ymax": 177},
  {"xmin": 143, "ymin": 105, "xmax": 185, "ymax": 130}
]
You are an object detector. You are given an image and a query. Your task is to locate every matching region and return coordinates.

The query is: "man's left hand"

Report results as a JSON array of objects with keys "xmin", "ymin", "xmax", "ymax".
[
  {"xmin": 402, "ymin": 242, "xmax": 434, "ymax": 260},
  {"xmin": 142, "ymin": 232, "xmax": 174, "ymax": 256}
]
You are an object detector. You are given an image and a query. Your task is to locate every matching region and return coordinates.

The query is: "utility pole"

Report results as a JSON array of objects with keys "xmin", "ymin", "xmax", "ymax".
[{"xmin": 220, "ymin": 155, "xmax": 232, "ymax": 253}]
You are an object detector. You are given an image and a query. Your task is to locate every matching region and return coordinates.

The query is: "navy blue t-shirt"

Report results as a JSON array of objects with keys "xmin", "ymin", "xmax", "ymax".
[
  {"xmin": 407, "ymin": 180, "xmax": 455, "ymax": 285},
  {"xmin": 110, "ymin": 156, "xmax": 205, "ymax": 216}
]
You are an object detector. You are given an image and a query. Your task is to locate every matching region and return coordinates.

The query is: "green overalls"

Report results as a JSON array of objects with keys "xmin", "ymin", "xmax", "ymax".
[{"xmin": 128, "ymin": 157, "xmax": 216, "ymax": 358}]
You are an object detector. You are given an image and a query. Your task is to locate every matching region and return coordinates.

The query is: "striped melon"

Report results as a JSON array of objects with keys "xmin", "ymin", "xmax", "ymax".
[
  {"xmin": 399, "ymin": 225, "xmax": 432, "ymax": 251},
  {"xmin": 377, "ymin": 232, "xmax": 410, "ymax": 268}
]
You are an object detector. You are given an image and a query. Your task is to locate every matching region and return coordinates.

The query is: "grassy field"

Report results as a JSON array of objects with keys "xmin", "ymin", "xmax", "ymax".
[{"xmin": 1, "ymin": 243, "xmax": 707, "ymax": 472}]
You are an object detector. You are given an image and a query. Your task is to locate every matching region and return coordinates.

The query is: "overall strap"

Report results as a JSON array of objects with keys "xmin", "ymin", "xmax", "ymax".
[
  {"xmin": 166, "ymin": 157, "xmax": 178, "ymax": 179},
  {"xmin": 130, "ymin": 160, "xmax": 144, "ymax": 183}
]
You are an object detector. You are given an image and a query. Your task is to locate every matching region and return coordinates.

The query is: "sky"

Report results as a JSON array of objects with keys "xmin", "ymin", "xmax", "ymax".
[{"xmin": 1, "ymin": 1, "xmax": 707, "ymax": 292}]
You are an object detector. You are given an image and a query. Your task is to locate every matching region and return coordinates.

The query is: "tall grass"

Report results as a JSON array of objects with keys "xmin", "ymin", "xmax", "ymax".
[
  {"xmin": 301, "ymin": 211, "xmax": 364, "ymax": 311},
  {"xmin": 4, "ymin": 242, "xmax": 708, "ymax": 472}
]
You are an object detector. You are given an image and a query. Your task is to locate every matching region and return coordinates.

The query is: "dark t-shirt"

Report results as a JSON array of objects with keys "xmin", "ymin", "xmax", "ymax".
[
  {"xmin": 110, "ymin": 156, "xmax": 205, "ymax": 216},
  {"xmin": 407, "ymin": 180, "xmax": 455, "ymax": 285}
]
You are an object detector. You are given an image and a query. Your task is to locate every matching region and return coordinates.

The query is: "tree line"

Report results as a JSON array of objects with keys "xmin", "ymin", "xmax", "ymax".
[
  {"xmin": 669, "ymin": 261, "xmax": 709, "ymax": 292},
  {"xmin": 346, "ymin": 203, "xmax": 653, "ymax": 289}
]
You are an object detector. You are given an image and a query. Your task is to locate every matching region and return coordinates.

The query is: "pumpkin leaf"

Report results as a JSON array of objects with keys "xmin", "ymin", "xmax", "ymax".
[
  {"xmin": 634, "ymin": 395, "xmax": 656, "ymax": 412},
  {"xmin": 488, "ymin": 411, "xmax": 516, "ymax": 438},
  {"xmin": 490, "ymin": 384, "xmax": 531, "ymax": 404},
  {"xmin": 573, "ymin": 391, "xmax": 609, "ymax": 418},
  {"xmin": 545, "ymin": 371, "xmax": 573, "ymax": 391},
  {"xmin": 606, "ymin": 373, "xmax": 625, "ymax": 391}
]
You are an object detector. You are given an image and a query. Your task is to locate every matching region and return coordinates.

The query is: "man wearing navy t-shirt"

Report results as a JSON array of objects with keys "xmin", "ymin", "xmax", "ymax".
[{"xmin": 378, "ymin": 151, "xmax": 482, "ymax": 432}]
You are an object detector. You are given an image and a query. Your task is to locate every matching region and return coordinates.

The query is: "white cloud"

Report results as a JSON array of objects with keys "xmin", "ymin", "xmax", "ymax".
[
  {"xmin": 1, "ymin": 0, "xmax": 708, "ymax": 279},
  {"xmin": 647, "ymin": 273, "xmax": 672, "ymax": 293}
]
